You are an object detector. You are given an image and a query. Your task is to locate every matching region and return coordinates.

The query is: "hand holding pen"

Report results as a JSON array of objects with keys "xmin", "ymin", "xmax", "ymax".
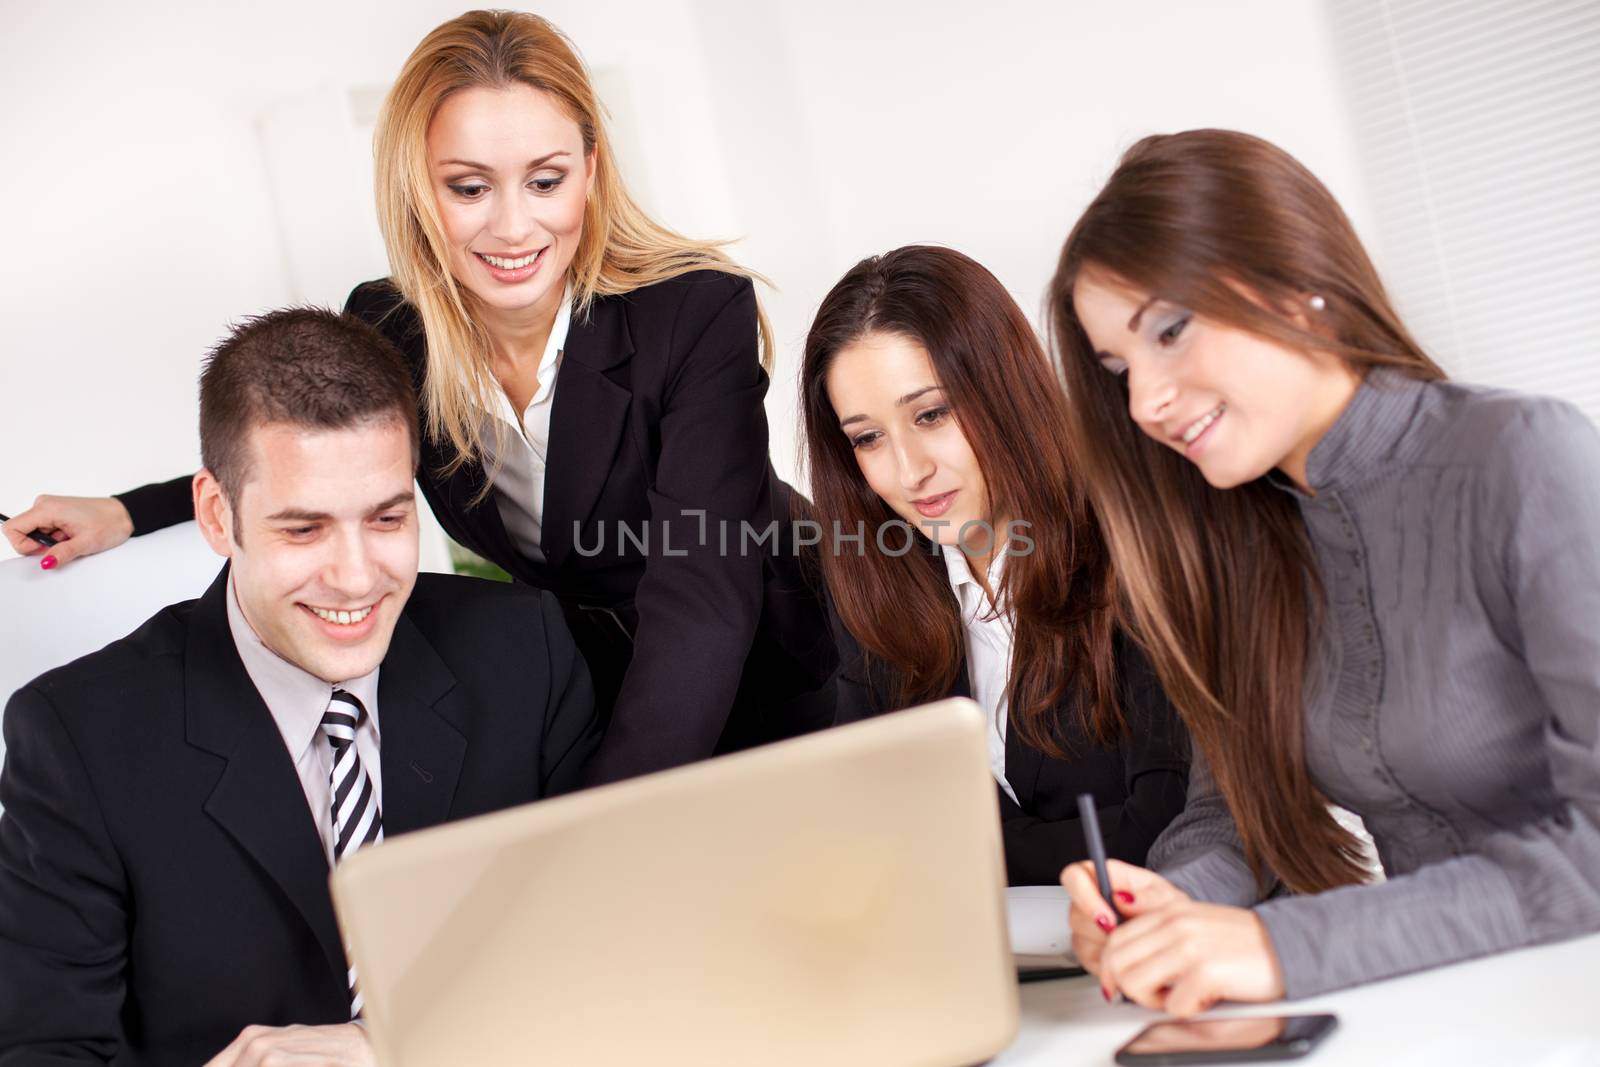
[
  {"xmin": 0, "ymin": 514, "xmax": 57, "ymax": 549},
  {"xmin": 2, "ymin": 495, "xmax": 136, "ymax": 570},
  {"xmin": 1062, "ymin": 793, "xmax": 1192, "ymax": 998}
]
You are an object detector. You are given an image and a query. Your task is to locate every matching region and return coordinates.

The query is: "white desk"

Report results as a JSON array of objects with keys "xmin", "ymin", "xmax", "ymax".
[{"xmin": 997, "ymin": 932, "xmax": 1600, "ymax": 1066}]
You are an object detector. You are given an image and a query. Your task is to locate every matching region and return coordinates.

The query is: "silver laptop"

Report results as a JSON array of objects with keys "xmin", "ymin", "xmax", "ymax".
[{"xmin": 330, "ymin": 698, "xmax": 1019, "ymax": 1066}]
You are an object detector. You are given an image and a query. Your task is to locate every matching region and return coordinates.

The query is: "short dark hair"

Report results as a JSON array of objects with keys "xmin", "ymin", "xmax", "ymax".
[{"xmin": 199, "ymin": 307, "xmax": 420, "ymax": 504}]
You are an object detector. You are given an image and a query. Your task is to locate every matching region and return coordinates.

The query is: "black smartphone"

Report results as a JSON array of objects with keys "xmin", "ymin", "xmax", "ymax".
[{"xmin": 1113, "ymin": 1013, "xmax": 1339, "ymax": 1065}]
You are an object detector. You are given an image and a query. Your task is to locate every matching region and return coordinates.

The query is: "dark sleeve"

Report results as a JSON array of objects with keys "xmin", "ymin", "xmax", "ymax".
[
  {"xmin": 535, "ymin": 591, "xmax": 602, "ymax": 796},
  {"xmin": 822, "ymin": 581, "xmax": 883, "ymax": 726},
  {"xmin": 343, "ymin": 280, "xmax": 411, "ymax": 337},
  {"xmin": 113, "ymin": 476, "xmax": 194, "ymax": 536},
  {"xmin": 1103, "ymin": 634, "xmax": 1192, "ymax": 861},
  {"xmin": 0, "ymin": 689, "xmax": 127, "ymax": 1062},
  {"xmin": 581, "ymin": 278, "xmax": 772, "ymax": 784},
  {"xmin": 998, "ymin": 788, "xmax": 1090, "ymax": 885},
  {"xmin": 997, "ymin": 635, "xmax": 1191, "ymax": 886}
]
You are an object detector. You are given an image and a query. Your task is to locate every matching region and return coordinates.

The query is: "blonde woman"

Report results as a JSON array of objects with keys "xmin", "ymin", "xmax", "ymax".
[{"xmin": 7, "ymin": 10, "xmax": 833, "ymax": 784}]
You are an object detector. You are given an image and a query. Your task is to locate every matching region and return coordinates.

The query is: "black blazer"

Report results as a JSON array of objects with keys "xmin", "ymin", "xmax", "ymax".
[
  {"xmin": 828, "ymin": 585, "xmax": 1190, "ymax": 886},
  {"xmin": 0, "ymin": 568, "xmax": 599, "ymax": 1064},
  {"xmin": 115, "ymin": 271, "xmax": 835, "ymax": 785}
]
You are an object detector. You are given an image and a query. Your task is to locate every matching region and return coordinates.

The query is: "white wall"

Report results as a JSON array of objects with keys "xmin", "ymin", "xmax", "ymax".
[
  {"xmin": 0, "ymin": 0, "xmax": 1370, "ymax": 522},
  {"xmin": 709, "ymin": 0, "xmax": 1376, "ymax": 480}
]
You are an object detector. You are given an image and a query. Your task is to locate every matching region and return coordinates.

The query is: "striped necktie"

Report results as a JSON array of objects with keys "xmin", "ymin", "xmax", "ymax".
[{"xmin": 321, "ymin": 688, "xmax": 383, "ymax": 1017}]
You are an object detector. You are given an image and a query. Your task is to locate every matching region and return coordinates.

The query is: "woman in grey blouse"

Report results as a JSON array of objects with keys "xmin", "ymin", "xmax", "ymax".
[{"xmin": 1046, "ymin": 129, "xmax": 1600, "ymax": 1015}]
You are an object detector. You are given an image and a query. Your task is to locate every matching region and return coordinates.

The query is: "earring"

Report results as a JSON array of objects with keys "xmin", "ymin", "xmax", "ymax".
[{"xmin": 1308, "ymin": 294, "xmax": 1327, "ymax": 311}]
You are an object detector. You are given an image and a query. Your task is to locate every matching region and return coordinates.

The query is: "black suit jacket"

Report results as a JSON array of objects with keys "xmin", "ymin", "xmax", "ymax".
[
  {"xmin": 828, "ymin": 587, "xmax": 1190, "ymax": 886},
  {"xmin": 115, "ymin": 271, "xmax": 835, "ymax": 785},
  {"xmin": 0, "ymin": 568, "xmax": 599, "ymax": 1064}
]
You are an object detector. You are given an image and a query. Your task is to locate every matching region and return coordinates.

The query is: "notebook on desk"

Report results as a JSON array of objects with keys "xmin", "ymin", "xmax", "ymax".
[
  {"xmin": 330, "ymin": 698, "xmax": 1020, "ymax": 1067},
  {"xmin": 1009, "ymin": 885, "xmax": 1083, "ymax": 979}
]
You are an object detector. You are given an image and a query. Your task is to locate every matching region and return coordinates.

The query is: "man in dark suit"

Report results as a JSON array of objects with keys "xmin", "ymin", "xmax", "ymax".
[{"xmin": 0, "ymin": 308, "xmax": 600, "ymax": 1065}]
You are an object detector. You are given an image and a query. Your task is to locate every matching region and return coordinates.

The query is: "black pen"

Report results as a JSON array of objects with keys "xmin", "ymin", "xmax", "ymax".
[
  {"xmin": 0, "ymin": 512, "xmax": 59, "ymax": 549},
  {"xmin": 1078, "ymin": 792, "xmax": 1128, "ymax": 1005},
  {"xmin": 1076, "ymin": 792, "xmax": 1123, "ymax": 922}
]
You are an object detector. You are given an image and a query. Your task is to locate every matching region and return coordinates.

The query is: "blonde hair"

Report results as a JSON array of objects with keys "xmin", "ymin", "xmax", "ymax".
[{"xmin": 374, "ymin": 9, "xmax": 773, "ymax": 477}]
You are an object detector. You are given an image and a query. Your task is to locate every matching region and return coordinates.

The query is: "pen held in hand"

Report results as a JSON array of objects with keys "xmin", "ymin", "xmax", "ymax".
[
  {"xmin": 0, "ymin": 512, "xmax": 60, "ymax": 549},
  {"xmin": 1076, "ymin": 792, "xmax": 1124, "ymax": 924},
  {"xmin": 1077, "ymin": 792, "xmax": 1130, "ymax": 1005}
]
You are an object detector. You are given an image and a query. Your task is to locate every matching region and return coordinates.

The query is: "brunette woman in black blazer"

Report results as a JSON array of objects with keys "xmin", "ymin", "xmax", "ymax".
[
  {"xmin": 4, "ymin": 11, "xmax": 833, "ymax": 785},
  {"xmin": 800, "ymin": 245, "xmax": 1188, "ymax": 885}
]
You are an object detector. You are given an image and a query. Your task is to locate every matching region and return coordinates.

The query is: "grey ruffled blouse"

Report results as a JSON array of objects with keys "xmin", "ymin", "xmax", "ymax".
[{"xmin": 1149, "ymin": 368, "xmax": 1600, "ymax": 997}]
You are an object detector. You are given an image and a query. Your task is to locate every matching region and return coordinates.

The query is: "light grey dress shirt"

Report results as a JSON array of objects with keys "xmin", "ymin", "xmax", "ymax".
[
  {"xmin": 1150, "ymin": 368, "xmax": 1600, "ymax": 997},
  {"xmin": 225, "ymin": 576, "xmax": 382, "ymax": 866}
]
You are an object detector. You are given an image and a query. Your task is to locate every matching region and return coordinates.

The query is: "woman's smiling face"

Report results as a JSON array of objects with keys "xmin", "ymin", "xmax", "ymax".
[
  {"xmin": 824, "ymin": 330, "xmax": 995, "ymax": 549},
  {"xmin": 1071, "ymin": 272, "xmax": 1359, "ymax": 491},
  {"xmin": 427, "ymin": 83, "xmax": 595, "ymax": 324}
]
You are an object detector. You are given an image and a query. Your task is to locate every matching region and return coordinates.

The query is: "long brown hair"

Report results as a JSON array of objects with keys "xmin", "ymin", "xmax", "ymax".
[
  {"xmin": 1048, "ymin": 129, "xmax": 1445, "ymax": 893},
  {"xmin": 803, "ymin": 245, "xmax": 1121, "ymax": 755},
  {"xmin": 375, "ymin": 9, "xmax": 773, "ymax": 482}
]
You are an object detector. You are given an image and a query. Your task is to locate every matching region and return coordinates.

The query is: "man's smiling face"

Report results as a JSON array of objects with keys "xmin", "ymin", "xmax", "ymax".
[{"xmin": 201, "ymin": 418, "xmax": 419, "ymax": 683}]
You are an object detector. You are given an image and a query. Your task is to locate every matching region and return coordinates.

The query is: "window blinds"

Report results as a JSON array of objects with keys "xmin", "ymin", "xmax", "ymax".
[{"xmin": 1325, "ymin": 0, "xmax": 1600, "ymax": 421}]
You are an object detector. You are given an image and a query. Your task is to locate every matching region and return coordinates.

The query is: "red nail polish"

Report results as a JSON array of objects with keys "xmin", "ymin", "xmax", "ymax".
[
  {"xmin": 1102, "ymin": 985, "xmax": 1112, "ymax": 1003},
  {"xmin": 1095, "ymin": 914, "xmax": 1115, "ymax": 934},
  {"xmin": 1115, "ymin": 890, "xmax": 1135, "ymax": 905},
  {"xmin": 40, "ymin": 555, "xmax": 58, "ymax": 570}
]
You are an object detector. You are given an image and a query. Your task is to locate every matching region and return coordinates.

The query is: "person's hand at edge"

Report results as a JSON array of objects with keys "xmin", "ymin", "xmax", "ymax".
[
  {"xmin": 2, "ymin": 494, "xmax": 134, "ymax": 569},
  {"xmin": 1097, "ymin": 901, "xmax": 1286, "ymax": 1016},
  {"xmin": 202, "ymin": 1022, "xmax": 375, "ymax": 1067},
  {"xmin": 1061, "ymin": 858, "xmax": 1189, "ymax": 990}
]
